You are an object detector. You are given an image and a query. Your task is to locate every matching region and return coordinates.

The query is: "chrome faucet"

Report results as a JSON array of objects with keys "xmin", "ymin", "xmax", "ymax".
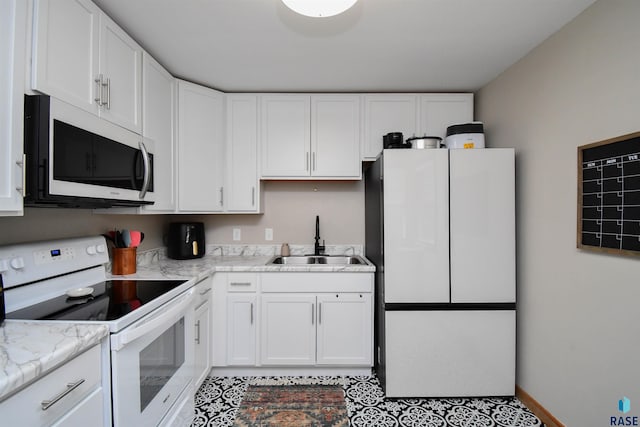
[{"xmin": 314, "ymin": 215, "xmax": 325, "ymax": 255}]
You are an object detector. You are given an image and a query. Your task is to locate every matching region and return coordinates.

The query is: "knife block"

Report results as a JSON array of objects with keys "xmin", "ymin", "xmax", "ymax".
[{"xmin": 112, "ymin": 247, "xmax": 137, "ymax": 275}]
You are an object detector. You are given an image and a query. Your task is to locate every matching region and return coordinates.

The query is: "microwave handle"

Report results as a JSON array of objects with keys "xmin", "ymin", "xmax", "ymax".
[
  {"xmin": 138, "ymin": 141, "xmax": 151, "ymax": 199},
  {"xmin": 111, "ymin": 288, "xmax": 195, "ymax": 352}
]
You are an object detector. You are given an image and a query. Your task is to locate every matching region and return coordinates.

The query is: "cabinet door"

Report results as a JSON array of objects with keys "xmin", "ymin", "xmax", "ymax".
[
  {"xmin": 383, "ymin": 149, "xmax": 450, "ymax": 303},
  {"xmin": 0, "ymin": 0, "xmax": 26, "ymax": 215},
  {"xmin": 141, "ymin": 53, "xmax": 175, "ymax": 212},
  {"xmin": 177, "ymin": 81, "xmax": 225, "ymax": 212},
  {"xmin": 311, "ymin": 95, "xmax": 361, "ymax": 178},
  {"xmin": 194, "ymin": 299, "xmax": 211, "ymax": 388},
  {"xmin": 260, "ymin": 95, "xmax": 310, "ymax": 178},
  {"xmin": 226, "ymin": 294, "xmax": 257, "ymax": 365},
  {"xmin": 419, "ymin": 94, "xmax": 473, "ymax": 140},
  {"xmin": 32, "ymin": 0, "xmax": 100, "ymax": 115},
  {"xmin": 450, "ymin": 149, "xmax": 515, "ymax": 303},
  {"xmin": 98, "ymin": 13, "xmax": 142, "ymax": 133},
  {"xmin": 316, "ymin": 293, "xmax": 372, "ymax": 365},
  {"xmin": 362, "ymin": 95, "xmax": 417, "ymax": 159},
  {"xmin": 226, "ymin": 95, "xmax": 260, "ymax": 212},
  {"xmin": 260, "ymin": 294, "xmax": 316, "ymax": 365}
]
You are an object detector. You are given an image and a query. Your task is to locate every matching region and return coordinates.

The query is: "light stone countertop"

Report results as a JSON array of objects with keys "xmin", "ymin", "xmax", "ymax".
[
  {"xmin": 109, "ymin": 244, "xmax": 376, "ymax": 281},
  {"xmin": 0, "ymin": 321, "xmax": 109, "ymax": 401}
]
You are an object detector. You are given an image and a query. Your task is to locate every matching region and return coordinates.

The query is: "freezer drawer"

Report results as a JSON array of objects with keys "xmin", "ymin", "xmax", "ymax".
[{"xmin": 384, "ymin": 310, "xmax": 515, "ymax": 398}]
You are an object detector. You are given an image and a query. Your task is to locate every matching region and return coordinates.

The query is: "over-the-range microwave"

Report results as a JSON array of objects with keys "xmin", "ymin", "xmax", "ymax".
[{"xmin": 23, "ymin": 95, "xmax": 155, "ymax": 208}]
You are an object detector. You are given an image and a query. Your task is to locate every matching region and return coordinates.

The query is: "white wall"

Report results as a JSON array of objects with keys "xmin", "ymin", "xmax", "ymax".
[{"xmin": 476, "ymin": 1, "xmax": 640, "ymax": 425}]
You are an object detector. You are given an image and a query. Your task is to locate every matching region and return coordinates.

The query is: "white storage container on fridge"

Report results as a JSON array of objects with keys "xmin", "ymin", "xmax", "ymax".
[{"xmin": 444, "ymin": 122, "xmax": 485, "ymax": 149}]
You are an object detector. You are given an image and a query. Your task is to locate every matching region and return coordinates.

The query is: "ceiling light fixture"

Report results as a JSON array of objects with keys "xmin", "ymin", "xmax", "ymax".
[{"xmin": 281, "ymin": 0, "xmax": 358, "ymax": 18}]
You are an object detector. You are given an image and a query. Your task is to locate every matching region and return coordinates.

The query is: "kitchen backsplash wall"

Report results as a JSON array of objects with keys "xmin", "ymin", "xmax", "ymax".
[
  {"xmin": 0, "ymin": 208, "xmax": 167, "ymax": 248},
  {"xmin": 172, "ymin": 180, "xmax": 365, "ymax": 246},
  {"xmin": 0, "ymin": 180, "xmax": 365, "ymax": 247}
]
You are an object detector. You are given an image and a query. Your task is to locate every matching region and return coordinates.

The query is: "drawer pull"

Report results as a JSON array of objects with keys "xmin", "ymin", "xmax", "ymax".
[
  {"xmin": 230, "ymin": 282, "xmax": 252, "ymax": 286},
  {"xmin": 41, "ymin": 379, "xmax": 85, "ymax": 410},
  {"xmin": 199, "ymin": 287, "xmax": 212, "ymax": 296}
]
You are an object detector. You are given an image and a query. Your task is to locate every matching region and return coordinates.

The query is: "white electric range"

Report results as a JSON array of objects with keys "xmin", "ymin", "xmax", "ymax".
[{"xmin": 1, "ymin": 236, "xmax": 201, "ymax": 427}]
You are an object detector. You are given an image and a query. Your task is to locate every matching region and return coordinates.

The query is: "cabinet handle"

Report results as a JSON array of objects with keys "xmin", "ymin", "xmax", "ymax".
[
  {"xmin": 16, "ymin": 154, "xmax": 26, "ymax": 197},
  {"xmin": 230, "ymin": 282, "xmax": 252, "ymax": 286},
  {"xmin": 311, "ymin": 304, "xmax": 314, "ymax": 325},
  {"xmin": 251, "ymin": 187, "xmax": 255, "ymax": 207},
  {"xmin": 312, "ymin": 152, "xmax": 316, "ymax": 171},
  {"xmin": 41, "ymin": 379, "xmax": 85, "ymax": 410},
  {"xmin": 195, "ymin": 320, "xmax": 201, "ymax": 344},
  {"xmin": 306, "ymin": 152, "xmax": 309, "ymax": 171},
  {"xmin": 199, "ymin": 288, "xmax": 212, "ymax": 296},
  {"xmin": 318, "ymin": 302, "xmax": 322, "ymax": 324},
  {"xmin": 94, "ymin": 74, "xmax": 103, "ymax": 105},
  {"xmin": 250, "ymin": 303, "xmax": 254, "ymax": 324},
  {"xmin": 104, "ymin": 77, "xmax": 111, "ymax": 110},
  {"xmin": 220, "ymin": 187, "xmax": 224, "ymax": 206}
]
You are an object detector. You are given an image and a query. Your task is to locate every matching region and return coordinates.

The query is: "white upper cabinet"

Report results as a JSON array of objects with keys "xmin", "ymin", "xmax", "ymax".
[
  {"xmin": 226, "ymin": 95, "xmax": 261, "ymax": 212},
  {"xmin": 261, "ymin": 94, "xmax": 360, "ymax": 179},
  {"xmin": 261, "ymin": 95, "xmax": 310, "ymax": 178},
  {"xmin": 32, "ymin": 0, "xmax": 100, "ymax": 115},
  {"xmin": 140, "ymin": 53, "xmax": 175, "ymax": 213},
  {"xmin": 96, "ymin": 13, "xmax": 142, "ymax": 133},
  {"xmin": 311, "ymin": 95, "xmax": 361, "ymax": 178},
  {"xmin": 0, "ymin": 0, "xmax": 27, "ymax": 216},
  {"xmin": 363, "ymin": 94, "xmax": 418, "ymax": 160},
  {"xmin": 363, "ymin": 93, "xmax": 474, "ymax": 160},
  {"xmin": 177, "ymin": 80, "xmax": 225, "ymax": 212},
  {"xmin": 32, "ymin": 0, "xmax": 142, "ymax": 133},
  {"xmin": 418, "ymin": 94, "xmax": 474, "ymax": 140}
]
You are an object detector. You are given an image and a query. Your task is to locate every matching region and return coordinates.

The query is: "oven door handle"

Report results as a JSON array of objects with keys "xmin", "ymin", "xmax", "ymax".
[{"xmin": 111, "ymin": 288, "xmax": 195, "ymax": 352}]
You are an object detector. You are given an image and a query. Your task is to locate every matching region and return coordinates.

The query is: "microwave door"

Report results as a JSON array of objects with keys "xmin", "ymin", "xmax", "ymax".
[{"xmin": 52, "ymin": 120, "xmax": 94, "ymax": 185}]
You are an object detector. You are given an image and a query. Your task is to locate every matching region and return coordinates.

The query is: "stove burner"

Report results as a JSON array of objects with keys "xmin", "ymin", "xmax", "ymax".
[{"xmin": 7, "ymin": 279, "xmax": 187, "ymax": 321}]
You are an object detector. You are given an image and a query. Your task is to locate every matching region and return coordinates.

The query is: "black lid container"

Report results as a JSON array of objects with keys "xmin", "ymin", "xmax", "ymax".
[{"xmin": 167, "ymin": 222, "xmax": 206, "ymax": 260}]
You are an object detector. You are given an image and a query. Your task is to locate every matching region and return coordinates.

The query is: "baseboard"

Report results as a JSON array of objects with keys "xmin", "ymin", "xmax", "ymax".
[{"xmin": 516, "ymin": 385, "xmax": 565, "ymax": 427}]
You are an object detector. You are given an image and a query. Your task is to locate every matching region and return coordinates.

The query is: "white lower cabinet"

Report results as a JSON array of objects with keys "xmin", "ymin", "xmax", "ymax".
[
  {"xmin": 194, "ymin": 286, "xmax": 212, "ymax": 389},
  {"xmin": 316, "ymin": 293, "xmax": 372, "ymax": 365},
  {"xmin": 226, "ymin": 294, "xmax": 257, "ymax": 365},
  {"xmin": 260, "ymin": 294, "xmax": 317, "ymax": 365},
  {"xmin": 212, "ymin": 272, "xmax": 374, "ymax": 371},
  {"xmin": 0, "ymin": 344, "xmax": 107, "ymax": 427},
  {"xmin": 260, "ymin": 292, "xmax": 372, "ymax": 366}
]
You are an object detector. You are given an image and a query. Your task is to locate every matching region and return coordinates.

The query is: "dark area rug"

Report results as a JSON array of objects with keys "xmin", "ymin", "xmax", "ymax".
[{"xmin": 232, "ymin": 385, "xmax": 348, "ymax": 427}]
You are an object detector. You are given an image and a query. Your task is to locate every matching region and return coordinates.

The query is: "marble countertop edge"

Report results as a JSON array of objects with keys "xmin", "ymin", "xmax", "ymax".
[{"xmin": 0, "ymin": 321, "xmax": 109, "ymax": 401}]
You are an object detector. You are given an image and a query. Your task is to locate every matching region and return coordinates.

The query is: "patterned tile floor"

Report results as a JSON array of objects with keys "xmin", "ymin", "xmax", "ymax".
[{"xmin": 192, "ymin": 374, "xmax": 543, "ymax": 427}]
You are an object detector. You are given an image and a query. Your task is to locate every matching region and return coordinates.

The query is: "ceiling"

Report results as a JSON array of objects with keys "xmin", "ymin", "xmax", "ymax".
[{"xmin": 93, "ymin": 0, "xmax": 597, "ymax": 93}]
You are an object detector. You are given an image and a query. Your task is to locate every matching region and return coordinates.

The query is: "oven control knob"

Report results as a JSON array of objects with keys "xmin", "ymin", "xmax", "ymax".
[
  {"xmin": 96, "ymin": 244, "xmax": 106, "ymax": 254},
  {"xmin": 86, "ymin": 246, "xmax": 97, "ymax": 255},
  {"xmin": 0, "ymin": 259, "xmax": 9, "ymax": 272},
  {"xmin": 10, "ymin": 257, "xmax": 25, "ymax": 270}
]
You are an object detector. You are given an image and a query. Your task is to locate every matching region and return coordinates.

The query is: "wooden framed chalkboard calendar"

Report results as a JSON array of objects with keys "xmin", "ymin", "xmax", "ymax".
[{"xmin": 578, "ymin": 131, "xmax": 640, "ymax": 256}]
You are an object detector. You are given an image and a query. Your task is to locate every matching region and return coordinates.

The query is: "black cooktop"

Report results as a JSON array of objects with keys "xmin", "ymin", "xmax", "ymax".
[{"xmin": 7, "ymin": 279, "xmax": 187, "ymax": 321}]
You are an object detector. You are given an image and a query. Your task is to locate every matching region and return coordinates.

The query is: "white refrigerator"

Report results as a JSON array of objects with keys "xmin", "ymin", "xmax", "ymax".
[{"xmin": 365, "ymin": 148, "xmax": 516, "ymax": 397}]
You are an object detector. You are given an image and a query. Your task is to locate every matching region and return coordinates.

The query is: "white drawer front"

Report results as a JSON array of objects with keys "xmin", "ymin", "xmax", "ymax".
[
  {"xmin": 227, "ymin": 273, "xmax": 258, "ymax": 292},
  {"xmin": 0, "ymin": 344, "xmax": 102, "ymax": 427},
  {"xmin": 261, "ymin": 273, "xmax": 373, "ymax": 293}
]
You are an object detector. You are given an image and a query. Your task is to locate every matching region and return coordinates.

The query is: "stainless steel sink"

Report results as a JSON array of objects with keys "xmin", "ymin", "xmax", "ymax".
[{"xmin": 268, "ymin": 255, "xmax": 365, "ymax": 265}]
